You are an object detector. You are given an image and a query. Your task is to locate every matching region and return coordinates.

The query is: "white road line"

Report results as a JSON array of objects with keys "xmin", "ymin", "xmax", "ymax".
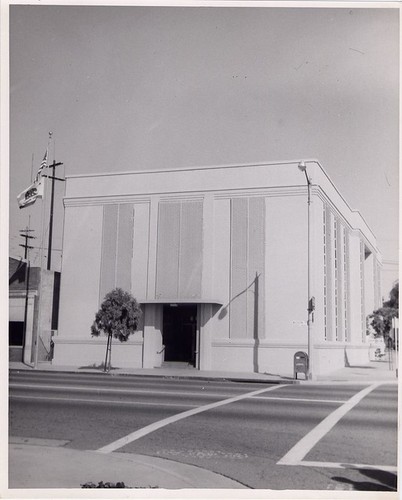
[
  {"xmin": 96, "ymin": 384, "xmax": 286, "ymax": 454},
  {"xmin": 297, "ymin": 460, "xmax": 397, "ymax": 473},
  {"xmin": 277, "ymin": 383, "xmax": 380, "ymax": 466},
  {"xmin": 9, "ymin": 383, "xmax": 233, "ymax": 399},
  {"xmin": 251, "ymin": 396, "xmax": 345, "ymax": 404},
  {"xmin": 10, "ymin": 394, "xmax": 198, "ymax": 408}
]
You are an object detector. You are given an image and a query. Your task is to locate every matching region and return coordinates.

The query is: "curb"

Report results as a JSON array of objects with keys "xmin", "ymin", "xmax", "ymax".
[
  {"xmin": 10, "ymin": 366, "xmax": 396, "ymax": 385},
  {"xmin": 9, "ymin": 367, "xmax": 296, "ymax": 384}
]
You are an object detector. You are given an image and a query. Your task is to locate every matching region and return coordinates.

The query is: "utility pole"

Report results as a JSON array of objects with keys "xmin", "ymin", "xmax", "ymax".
[
  {"xmin": 42, "ymin": 160, "xmax": 64, "ymax": 270},
  {"xmin": 19, "ymin": 227, "xmax": 35, "ymax": 259},
  {"xmin": 19, "ymin": 224, "xmax": 35, "ymax": 364},
  {"xmin": 298, "ymin": 161, "xmax": 315, "ymax": 380}
]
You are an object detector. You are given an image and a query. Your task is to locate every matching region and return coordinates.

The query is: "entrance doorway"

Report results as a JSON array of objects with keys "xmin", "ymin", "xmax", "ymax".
[{"xmin": 162, "ymin": 305, "xmax": 198, "ymax": 366}]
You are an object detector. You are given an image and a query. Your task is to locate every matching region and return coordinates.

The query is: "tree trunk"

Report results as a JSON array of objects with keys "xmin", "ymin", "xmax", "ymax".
[{"xmin": 104, "ymin": 332, "xmax": 112, "ymax": 372}]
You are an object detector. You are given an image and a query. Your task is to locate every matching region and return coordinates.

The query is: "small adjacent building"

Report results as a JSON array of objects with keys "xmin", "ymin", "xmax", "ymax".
[
  {"xmin": 9, "ymin": 257, "xmax": 60, "ymax": 364},
  {"xmin": 53, "ymin": 160, "xmax": 382, "ymax": 376}
]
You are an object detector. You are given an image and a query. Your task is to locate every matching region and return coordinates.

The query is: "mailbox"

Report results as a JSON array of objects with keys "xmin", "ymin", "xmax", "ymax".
[{"xmin": 294, "ymin": 351, "xmax": 309, "ymax": 380}]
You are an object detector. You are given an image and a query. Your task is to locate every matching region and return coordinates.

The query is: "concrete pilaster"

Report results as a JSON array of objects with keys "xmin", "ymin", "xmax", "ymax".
[
  {"xmin": 202, "ymin": 194, "xmax": 214, "ymax": 298},
  {"xmin": 142, "ymin": 304, "xmax": 163, "ymax": 368},
  {"xmin": 146, "ymin": 198, "xmax": 159, "ymax": 300},
  {"xmin": 199, "ymin": 304, "xmax": 212, "ymax": 370}
]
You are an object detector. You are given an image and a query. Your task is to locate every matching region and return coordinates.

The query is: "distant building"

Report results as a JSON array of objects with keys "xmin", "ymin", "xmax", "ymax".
[
  {"xmin": 9, "ymin": 257, "xmax": 60, "ymax": 364},
  {"xmin": 53, "ymin": 161, "xmax": 382, "ymax": 377}
]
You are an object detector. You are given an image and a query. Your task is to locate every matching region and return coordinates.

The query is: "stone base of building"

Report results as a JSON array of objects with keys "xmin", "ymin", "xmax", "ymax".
[
  {"xmin": 52, "ymin": 336, "xmax": 144, "ymax": 369},
  {"xmin": 53, "ymin": 335, "xmax": 370, "ymax": 378}
]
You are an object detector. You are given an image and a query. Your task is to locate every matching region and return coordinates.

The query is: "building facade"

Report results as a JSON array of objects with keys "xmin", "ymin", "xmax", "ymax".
[{"xmin": 53, "ymin": 161, "xmax": 382, "ymax": 376}]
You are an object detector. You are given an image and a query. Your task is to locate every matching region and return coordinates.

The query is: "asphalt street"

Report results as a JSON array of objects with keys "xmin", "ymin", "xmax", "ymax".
[{"xmin": 9, "ymin": 370, "xmax": 398, "ymax": 490}]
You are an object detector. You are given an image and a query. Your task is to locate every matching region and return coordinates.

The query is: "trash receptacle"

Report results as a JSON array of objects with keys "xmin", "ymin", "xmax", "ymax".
[{"xmin": 294, "ymin": 351, "xmax": 309, "ymax": 380}]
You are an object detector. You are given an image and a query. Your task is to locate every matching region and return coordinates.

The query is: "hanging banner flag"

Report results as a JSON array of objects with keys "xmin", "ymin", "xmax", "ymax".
[
  {"xmin": 17, "ymin": 177, "xmax": 44, "ymax": 209},
  {"xmin": 17, "ymin": 133, "xmax": 52, "ymax": 209}
]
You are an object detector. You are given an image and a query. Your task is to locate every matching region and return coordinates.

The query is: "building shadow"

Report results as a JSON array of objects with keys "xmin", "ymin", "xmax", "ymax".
[
  {"xmin": 332, "ymin": 468, "xmax": 397, "ymax": 491},
  {"xmin": 217, "ymin": 273, "xmax": 261, "ymax": 373},
  {"xmin": 9, "ymin": 258, "xmax": 26, "ymax": 285},
  {"xmin": 344, "ymin": 347, "xmax": 350, "ymax": 367},
  {"xmin": 78, "ymin": 362, "xmax": 118, "ymax": 371},
  {"xmin": 347, "ymin": 366, "xmax": 376, "ymax": 369},
  {"xmin": 253, "ymin": 272, "xmax": 259, "ymax": 374}
]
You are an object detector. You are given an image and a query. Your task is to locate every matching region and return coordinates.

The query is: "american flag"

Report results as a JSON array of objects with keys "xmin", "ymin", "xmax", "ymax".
[{"xmin": 35, "ymin": 148, "xmax": 49, "ymax": 182}]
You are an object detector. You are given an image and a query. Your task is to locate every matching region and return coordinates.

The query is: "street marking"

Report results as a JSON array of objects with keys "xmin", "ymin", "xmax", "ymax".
[
  {"xmin": 296, "ymin": 460, "xmax": 397, "ymax": 473},
  {"xmin": 251, "ymin": 396, "xmax": 345, "ymax": 404},
  {"xmin": 277, "ymin": 383, "xmax": 380, "ymax": 465},
  {"xmin": 9, "ymin": 383, "xmax": 236, "ymax": 399},
  {"xmin": 10, "ymin": 394, "xmax": 198, "ymax": 408},
  {"xmin": 96, "ymin": 384, "xmax": 285, "ymax": 453}
]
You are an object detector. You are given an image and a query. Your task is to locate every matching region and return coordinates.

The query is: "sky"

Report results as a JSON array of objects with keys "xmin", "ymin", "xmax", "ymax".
[{"xmin": 8, "ymin": 4, "xmax": 399, "ymax": 295}]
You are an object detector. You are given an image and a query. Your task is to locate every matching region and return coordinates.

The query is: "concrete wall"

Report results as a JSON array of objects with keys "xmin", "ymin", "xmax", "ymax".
[
  {"xmin": 265, "ymin": 195, "xmax": 307, "ymax": 345},
  {"xmin": 364, "ymin": 251, "xmax": 375, "ymax": 316},
  {"xmin": 53, "ymin": 205, "xmax": 103, "ymax": 364},
  {"xmin": 53, "ymin": 336, "xmax": 143, "ymax": 368},
  {"xmin": 56, "ymin": 205, "xmax": 103, "ymax": 341},
  {"xmin": 348, "ymin": 232, "xmax": 364, "ymax": 345}
]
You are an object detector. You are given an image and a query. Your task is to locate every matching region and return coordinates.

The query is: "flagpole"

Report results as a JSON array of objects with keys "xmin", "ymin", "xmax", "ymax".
[
  {"xmin": 33, "ymin": 134, "xmax": 52, "ymax": 369},
  {"xmin": 31, "ymin": 154, "xmax": 34, "ymax": 183},
  {"xmin": 47, "ymin": 137, "xmax": 56, "ymax": 270},
  {"xmin": 45, "ymin": 135, "xmax": 64, "ymax": 271}
]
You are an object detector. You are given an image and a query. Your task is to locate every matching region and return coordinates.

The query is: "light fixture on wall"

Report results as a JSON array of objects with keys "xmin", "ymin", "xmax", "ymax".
[{"xmin": 298, "ymin": 160, "xmax": 306, "ymax": 172}]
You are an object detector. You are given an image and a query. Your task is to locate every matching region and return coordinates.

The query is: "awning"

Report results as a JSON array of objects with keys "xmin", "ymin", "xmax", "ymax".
[{"xmin": 137, "ymin": 298, "xmax": 224, "ymax": 306}]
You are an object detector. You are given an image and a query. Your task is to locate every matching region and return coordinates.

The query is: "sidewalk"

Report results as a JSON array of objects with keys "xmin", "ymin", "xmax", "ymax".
[
  {"xmin": 9, "ymin": 358, "xmax": 399, "ymax": 384},
  {"xmin": 9, "ymin": 442, "xmax": 246, "ymax": 489},
  {"xmin": 9, "ymin": 361, "xmax": 295, "ymax": 384},
  {"xmin": 316, "ymin": 358, "xmax": 398, "ymax": 383}
]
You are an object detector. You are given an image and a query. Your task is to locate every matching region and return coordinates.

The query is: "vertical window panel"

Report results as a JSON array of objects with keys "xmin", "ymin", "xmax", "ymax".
[
  {"xmin": 179, "ymin": 201, "xmax": 203, "ymax": 298},
  {"xmin": 334, "ymin": 219, "xmax": 339, "ymax": 341},
  {"xmin": 155, "ymin": 202, "xmax": 180, "ymax": 299},
  {"xmin": 343, "ymin": 227, "xmax": 350, "ymax": 342},
  {"xmin": 116, "ymin": 204, "xmax": 134, "ymax": 292},
  {"xmin": 230, "ymin": 198, "xmax": 248, "ymax": 338},
  {"xmin": 99, "ymin": 205, "xmax": 118, "ymax": 302},
  {"xmin": 360, "ymin": 241, "xmax": 366, "ymax": 342},
  {"xmin": 323, "ymin": 207, "xmax": 327, "ymax": 341}
]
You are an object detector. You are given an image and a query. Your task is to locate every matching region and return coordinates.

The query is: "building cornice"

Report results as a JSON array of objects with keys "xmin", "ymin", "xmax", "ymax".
[
  {"xmin": 64, "ymin": 185, "xmax": 311, "ymax": 207},
  {"xmin": 66, "ymin": 159, "xmax": 306, "ymax": 180}
]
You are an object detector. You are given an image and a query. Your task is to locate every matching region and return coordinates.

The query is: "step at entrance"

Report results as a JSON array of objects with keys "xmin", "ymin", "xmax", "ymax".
[{"xmin": 161, "ymin": 361, "xmax": 196, "ymax": 369}]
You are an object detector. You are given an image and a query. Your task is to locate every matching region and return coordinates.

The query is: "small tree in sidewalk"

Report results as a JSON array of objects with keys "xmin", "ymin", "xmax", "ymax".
[
  {"xmin": 368, "ymin": 281, "xmax": 399, "ymax": 348},
  {"xmin": 91, "ymin": 288, "xmax": 142, "ymax": 372}
]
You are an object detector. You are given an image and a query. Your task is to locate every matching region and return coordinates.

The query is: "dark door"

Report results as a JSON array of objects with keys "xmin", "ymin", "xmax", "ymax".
[
  {"xmin": 9, "ymin": 321, "xmax": 24, "ymax": 362},
  {"xmin": 163, "ymin": 305, "xmax": 197, "ymax": 365}
]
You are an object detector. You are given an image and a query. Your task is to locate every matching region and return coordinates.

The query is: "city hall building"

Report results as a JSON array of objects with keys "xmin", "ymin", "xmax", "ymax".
[{"xmin": 53, "ymin": 161, "xmax": 382, "ymax": 377}]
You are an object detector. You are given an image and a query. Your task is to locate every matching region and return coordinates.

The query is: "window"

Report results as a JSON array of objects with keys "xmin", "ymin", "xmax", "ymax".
[
  {"xmin": 323, "ymin": 207, "xmax": 327, "ymax": 340},
  {"xmin": 334, "ymin": 219, "xmax": 339, "ymax": 341},
  {"xmin": 9, "ymin": 322, "xmax": 24, "ymax": 346},
  {"xmin": 343, "ymin": 227, "xmax": 349, "ymax": 342}
]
